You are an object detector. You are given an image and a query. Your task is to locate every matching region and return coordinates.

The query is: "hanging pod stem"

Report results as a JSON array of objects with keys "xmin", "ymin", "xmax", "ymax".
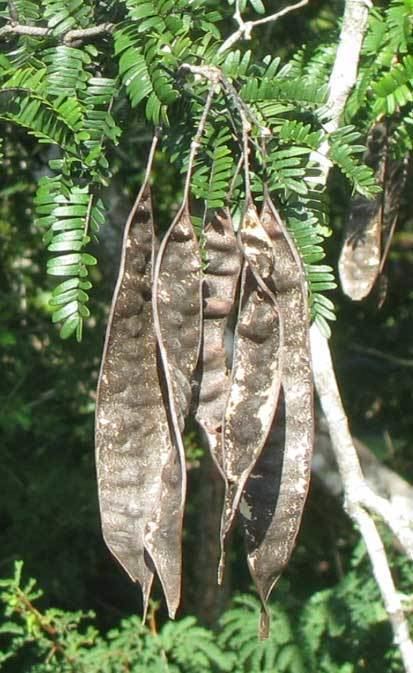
[{"xmin": 148, "ymin": 86, "xmax": 217, "ymax": 616}]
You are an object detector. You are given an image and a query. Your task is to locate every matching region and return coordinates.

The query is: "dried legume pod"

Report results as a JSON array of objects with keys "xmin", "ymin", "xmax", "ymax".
[
  {"xmin": 339, "ymin": 122, "xmax": 387, "ymax": 301},
  {"xmin": 239, "ymin": 199, "xmax": 275, "ymax": 284},
  {"xmin": 95, "ymin": 184, "xmax": 173, "ymax": 619},
  {"xmin": 220, "ymin": 201, "xmax": 283, "ymax": 560},
  {"xmin": 375, "ymin": 154, "xmax": 407, "ymax": 307},
  {"xmin": 148, "ymin": 202, "xmax": 202, "ymax": 617},
  {"xmin": 195, "ymin": 208, "xmax": 242, "ymax": 473},
  {"xmin": 241, "ymin": 193, "xmax": 313, "ymax": 638}
]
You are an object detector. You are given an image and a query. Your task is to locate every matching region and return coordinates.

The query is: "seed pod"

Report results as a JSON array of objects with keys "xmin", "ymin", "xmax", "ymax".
[
  {"xmin": 220, "ymin": 201, "xmax": 283, "ymax": 562},
  {"xmin": 95, "ymin": 185, "xmax": 173, "ymax": 618},
  {"xmin": 380, "ymin": 156, "xmax": 407, "ymax": 263},
  {"xmin": 338, "ymin": 122, "xmax": 406, "ymax": 302},
  {"xmin": 149, "ymin": 202, "xmax": 202, "ymax": 616},
  {"xmin": 195, "ymin": 208, "xmax": 242, "ymax": 472},
  {"xmin": 241, "ymin": 194, "xmax": 313, "ymax": 637},
  {"xmin": 239, "ymin": 199, "xmax": 275, "ymax": 284},
  {"xmin": 339, "ymin": 123, "xmax": 387, "ymax": 300}
]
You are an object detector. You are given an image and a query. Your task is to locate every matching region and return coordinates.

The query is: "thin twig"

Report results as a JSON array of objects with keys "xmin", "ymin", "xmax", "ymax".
[
  {"xmin": 0, "ymin": 21, "xmax": 114, "ymax": 42},
  {"xmin": 351, "ymin": 343, "xmax": 413, "ymax": 369},
  {"xmin": 179, "ymin": 63, "xmax": 270, "ymax": 139},
  {"xmin": 183, "ymin": 83, "xmax": 218, "ymax": 203},
  {"xmin": 227, "ymin": 154, "xmax": 244, "ymax": 204},
  {"xmin": 63, "ymin": 23, "xmax": 114, "ymax": 45},
  {"xmin": 7, "ymin": 0, "xmax": 18, "ymax": 22},
  {"xmin": 218, "ymin": 0, "xmax": 309, "ymax": 54},
  {"xmin": 83, "ymin": 193, "xmax": 94, "ymax": 237},
  {"xmin": 241, "ymin": 110, "xmax": 252, "ymax": 200}
]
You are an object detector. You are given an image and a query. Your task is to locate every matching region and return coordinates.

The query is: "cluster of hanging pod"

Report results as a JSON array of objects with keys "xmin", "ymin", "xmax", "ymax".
[{"xmin": 95, "ymin": 138, "xmax": 314, "ymax": 637}]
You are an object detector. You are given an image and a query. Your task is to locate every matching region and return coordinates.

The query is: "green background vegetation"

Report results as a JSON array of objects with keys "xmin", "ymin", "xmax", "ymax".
[{"xmin": 1, "ymin": 0, "xmax": 413, "ymax": 671}]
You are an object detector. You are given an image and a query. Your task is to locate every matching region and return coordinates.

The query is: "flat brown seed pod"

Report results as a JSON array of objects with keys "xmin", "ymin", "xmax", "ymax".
[
  {"xmin": 241, "ymin": 194, "xmax": 313, "ymax": 637},
  {"xmin": 338, "ymin": 198, "xmax": 382, "ymax": 301},
  {"xmin": 378, "ymin": 155, "xmax": 408, "ymax": 276},
  {"xmin": 149, "ymin": 202, "xmax": 202, "ymax": 617},
  {"xmin": 95, "ymin": 185, "xmax": 173, "ymax": 619},
  {"xmin": 339, "ymin": 122, "xmax": 387, "ymax": 301},
  {"xmin": 195, "ymin": 208, "xmax": 242, "ymax": 472},
  {"xmin": 239, "ymin": 199, "xmax": 275, "ymax": 283},
  {"xmin": 220, "ymin": 265, "xmax": 283, "ymax": 549}
]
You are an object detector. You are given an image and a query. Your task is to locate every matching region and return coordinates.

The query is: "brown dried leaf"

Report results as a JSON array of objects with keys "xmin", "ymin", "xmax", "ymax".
[
  {"xmin": 240, "ymin": 194, "xmax": 314, "ymax": 636},
  {"xmin": 220, "ymin": 201, "xmax": 283, "ymax": 560},
  {"xmin": 95, "ymin": 185, "xmax": 172, "ymax": 618},
  {"xmin": 195, "ymin": 208, "xmax": 242, "ymax": 472},
  {"xmin": 149, "ymin": 202, "xmax": 202, "ymax": 617}
]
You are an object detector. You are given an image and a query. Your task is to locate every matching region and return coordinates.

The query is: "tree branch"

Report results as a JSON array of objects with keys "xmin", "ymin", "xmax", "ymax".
[
  {"xmin": 0, "ymin": 21, "xmax": 114, "ymax": 43},
  {"xmin": 310, "ymin": 0, "xmax": 372, "ymax": 182},
  {"xmin": 309, "ymin": 1, "xmax": 413, "ymax": 670},
  {"xmin": 314, "ymin": 422, "xmax": 413, "ymax": 532},
  {"xmin": 311, "ymin": 327, "xmax": 413, "ymax": 672},
  {"xmin": 218, "ymin": 0, "xmax": 309, "ymax": 54}
]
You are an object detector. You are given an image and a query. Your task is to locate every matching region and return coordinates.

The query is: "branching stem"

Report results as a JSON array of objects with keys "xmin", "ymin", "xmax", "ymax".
[
  {"xmin": 218, "ymin": 0, "xmax": 309, "ymax": 54},
  {"xmin": 0, "ymin": 21, "xmax": 114, "ymax": 43},
  {"xmin": 311, "ymin": 326, "xmax": 413, "ymax": 672}
]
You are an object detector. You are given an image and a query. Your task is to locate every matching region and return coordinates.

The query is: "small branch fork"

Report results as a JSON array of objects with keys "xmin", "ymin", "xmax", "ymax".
[
  {"xmin": 218, "ymin": 0, "xmax": 309, "ymax": 54},
  {"xmin": 179, "ymin": 63, "xmax": 270, "ymax": 206},
  {"xmin": 0, "ymin": 21, "xmax": 114, "ymax": 44},
  {"xmin": 309, "ymin": 1, "xmax": 413, "ymax": 670}
]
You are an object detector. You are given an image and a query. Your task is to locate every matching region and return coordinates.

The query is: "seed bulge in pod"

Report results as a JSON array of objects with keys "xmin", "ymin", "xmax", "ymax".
[
  {"xmin": 240, "ymin": 193, "xmax": 314, "ymax": 637},
  {"xmin": 148, "ymin": 202, "xmax": 202, "ymax": 617},
  {"xmin": 195, "ymin": 208, "xmax": 242, "ymax": 473},
  {"xmin": 95, "ymin": 185, "xmax": 173, "ymax": 619}
]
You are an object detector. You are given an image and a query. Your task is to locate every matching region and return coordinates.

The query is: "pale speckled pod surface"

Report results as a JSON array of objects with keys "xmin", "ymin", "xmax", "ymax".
[
  {"xmin": 338, "ymin": 196, "xmax": 383, "ymax": 301},
  {"xmin": 95, "ymin": 186, "xmax": 173, "ymax": 618},
  {"xmin": 195, "ymin": 208, "xmax": 242, "ymax": 473},
  {"xmin": 220, "ymin": 202, "xmax": 283, "ymax": 553},
  {"xmin": 149, "ymin": 202, "xmax": 203, "ymax": 616},
  {"xmin": 338, "ymin": 122, "xmax": 405, "ymax": 302},
  {"xmin": 240, "ymin": 194, "xmax": 314, "ymax": 637}
]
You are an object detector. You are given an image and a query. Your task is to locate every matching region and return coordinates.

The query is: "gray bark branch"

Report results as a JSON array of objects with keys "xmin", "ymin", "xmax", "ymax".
[
  {"xmin": 0, "ymin": 21, "xmax": 114, "ymax": 43},
  {"xmin": 309, "ymin": 0, "xmax": 413, "ymax": 669}
]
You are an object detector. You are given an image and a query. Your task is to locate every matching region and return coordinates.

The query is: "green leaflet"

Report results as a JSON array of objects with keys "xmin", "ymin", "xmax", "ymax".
[{"xmin": 34, "ymin": 181, "xmax": 100, "ymax": 339}]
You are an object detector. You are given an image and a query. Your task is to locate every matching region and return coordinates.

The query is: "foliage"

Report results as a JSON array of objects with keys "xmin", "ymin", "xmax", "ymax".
[
  {"xmin": 2, "ymin": 0, "xmax": 408, "ymax": 339},
  {"xmin": 1, "ymin": 1, "xmax": 413, "ymax": 672},
  {"xmin": 1, "ymin": 547, "xmax": 411, "ymax": 672}
]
